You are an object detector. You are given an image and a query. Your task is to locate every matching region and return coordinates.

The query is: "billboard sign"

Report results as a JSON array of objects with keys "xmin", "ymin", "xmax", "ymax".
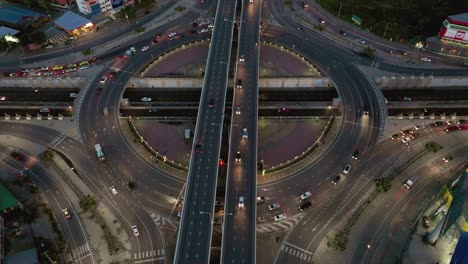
[{"xmin": 352, "ymin": 14, "xmax": 362, "ymax": 26}]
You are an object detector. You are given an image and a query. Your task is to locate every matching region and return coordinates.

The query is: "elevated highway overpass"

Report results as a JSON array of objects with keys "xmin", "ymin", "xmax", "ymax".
[{"xmin": 3, "ymin": 76, "xmax": 468, "ymax": 89}]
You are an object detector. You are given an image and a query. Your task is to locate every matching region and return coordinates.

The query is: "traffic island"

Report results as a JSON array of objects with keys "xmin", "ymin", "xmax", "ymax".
[{"xmin": 258, "ymin": 116, "xmax": 338, "ymax": 184}]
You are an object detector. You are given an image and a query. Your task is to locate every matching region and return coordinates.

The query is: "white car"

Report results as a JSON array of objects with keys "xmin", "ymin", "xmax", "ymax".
[
  {"xmin": 168, "ymin": 32, "xmax": 177, "ymax": 37},
  {"xmin": 414, "ymin": 124, "xmax": 424, "ymax": 130},
  {"xmin": 132, "ymin": 225, "xmax": 139, "ymax": 236},
  {"xmin": 200, "ymin": 28, "xmax": 209, "ymax": 33},
  {"xmin": 268, "ymin": 203, "xmax": 280, "ymax": 211},
  {"xmin": 70, "ymin": 93, "xmax": 77, "ymax": 98},
  {"xmin": 300, "ymin": 191, "xmax": 311, "ymax": 200},
  {"xmin": 239, "ymin": 55, "xmax": 245, "ymax": 62},
  {"xmin": 238, "ymin": 196, "xmax": 245, "ymax": 208},
  {"xmin": 356, "ymin": 39, "xmax": 366, "ymax": 44},
  {"xmin": 110, "ymin": 186, "xmax": 118, "ymax": 195},
  {"xmin": 421, "ymin": 57, "xmax": 431, "ymax": 62},
  {"xmin": 0, "ymin": 96, "xmax": 6, "ymax": 101},
  {"xmin": 208, "ymin": 24, "xmax": 214, "ymax": 28},
  {"xmin": 141, "ymin": 46, "xmax": 149, "ymax": 52},
  {"xmin": 141, "ymin": 97, "xmax": 152, "ymax": 102},
  {"xmin": 342, "ymin": 164, "xmax": 352, "ymax": 175},
  {"xmin": 401, "ymin": 137, "xmax": 411, "ymax": 144},
  {"xmin": 100, "ymin": 76, "xmax": 107, "ymax": 84},
  {"xmin": 236, "ymin": 106, "xmax": 241, "ymax": 115},
  {"xmin": 274, "ymin": 213, "xmax": 286, "ymax": 222},
  {"xmin": 242, "ymin": 128, "xmax": 248, "ymax": 138}
]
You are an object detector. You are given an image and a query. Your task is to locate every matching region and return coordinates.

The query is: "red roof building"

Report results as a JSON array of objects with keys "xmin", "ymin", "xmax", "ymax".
[{"xmin": 440, "ymin": 13, "xmax": 468, "ymax": 45}]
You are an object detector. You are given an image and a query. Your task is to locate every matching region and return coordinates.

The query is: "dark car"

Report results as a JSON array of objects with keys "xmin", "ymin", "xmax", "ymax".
[
  {"xmin": 299, "ymin": 201, "xmax": 312, "ymax": 212},
  {"xmin": 208, "ymin": 98, "xmax": 214, "ymax": 108},
  {"xmin": 444, "ymin": 126, "xmax": 458, "ymax": 132},
  {"xmin": 128, "ymin": 181, "xmax": 136, "ymax": 190},
  {"xmin": 339, "ymin": 30, "xmax": 347, "ymax": 36},
  {"xmin": 363, "ymin": 105, "xmax": 369, "ymax": 115},
  {"xmin": 386, "ymin": 48, "xmax": 394, "ymax": 54},
  {"xmin": 352, "ymin": 151, "xmax": 359, "ymax": 160},
  {"xmin": 398, "ymin": 50, "xmax": 407, "ymax": 55},
  {"xmin": 195, "ymin": 143, "xmax": 202, "ymax": 153},
  {"xmin": 331, "ymin": 175, "xmax": 341, "ymax": 185},
  {"xmin": 434, "ymin": 121, "xmax": 444, "ymax": 126},
  {"xmin": 11, "ymin": 151, "xmax": 23, "ymax": 160},
  {"xmin": 297, "ymin": 27, "xmax": 304, "ymax": 32},
  {"xmin": 422, "ymin": 216, "xmax": 429, "ymax": 228},
  {"xmin": 96, "ymin": 87, "xmax": 103, "ymax": 95}
]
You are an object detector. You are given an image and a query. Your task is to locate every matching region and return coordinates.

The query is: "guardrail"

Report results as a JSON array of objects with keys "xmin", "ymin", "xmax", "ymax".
[
  {"xmin": 262, "ymin": 116, "xmax": 335, "ymax": 174},
  {"xmin": 127, "ymin": 116, "xmax": 188, "ymax": 172}
]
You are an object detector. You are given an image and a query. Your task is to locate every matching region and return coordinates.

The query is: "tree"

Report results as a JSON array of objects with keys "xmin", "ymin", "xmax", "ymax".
[
  {"xmin": 174, "ymin": 6, "xmax": 186, "ymax": 13},
  {"xmin": 376, "ymin": 177, "xmax": 392, "ymax": 192},
  {"xmin": 42, "ymin": 150, "xmax": 54, "ymax": 162},
  {"xmin": 79, "ymin": 195, "xmax": 97, "ymax": 212},
  {"xmin": 362, "ymin": 47, "xmax": 376, "ymax": 58},
  {"xmin": 29, "ymin": 31, "xmax": 46, "ymax": 44},
  {"xmin": 23, "ymin": 0, "xmax": 33, "ymax": 7},
  {"xmin": 314, "ymin": 24, "xmax": 325, "ymax": 31},
  {"xmin": 425, "ymin": 142, "xmax": 443, "ymax": 153}
]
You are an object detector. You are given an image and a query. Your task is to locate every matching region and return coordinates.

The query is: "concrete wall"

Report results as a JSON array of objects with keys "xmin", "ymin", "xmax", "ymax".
[
  {"xmin": 0, "ymin": 77, "xmax": 84, "ymax": 88},
  {"xmin": 126, "ymin": 77, "xmax": 335, "ymax": 89},
  {"xmin": 375, "ymin": 76, "xmax": 468, "ymax": 88}
]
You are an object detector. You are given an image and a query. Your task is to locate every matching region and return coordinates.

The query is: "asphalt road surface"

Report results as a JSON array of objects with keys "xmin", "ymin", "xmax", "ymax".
[{"xmin": 221, "ymin": 0, "xmax": 261, "ymax": 263}]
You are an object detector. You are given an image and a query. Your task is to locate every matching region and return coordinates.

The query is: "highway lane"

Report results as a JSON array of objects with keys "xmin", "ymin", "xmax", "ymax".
[
  {"xmin": 347, "ymin": 134, "xmax": 468, "ymax": 264},
  {"xmin": 221, "ymin": 0, "xmax": 260, "ymax": 263},
  {"xmin": 174, "ymin": 0, "xmax": 238, "ymax": 262},
  {"xmin": 0, "ymin": 122, "xmax": 166, "ymax": 262},
  {"xmin": 0, "ymin": 143, "xmax": 94, "ymax": 264},
  {"xmin": 253, "ymin": 0, "xmax": 387, "ymax": 262}
]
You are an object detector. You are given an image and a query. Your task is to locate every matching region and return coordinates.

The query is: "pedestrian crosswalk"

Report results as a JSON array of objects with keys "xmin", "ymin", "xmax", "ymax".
[
  {"xmin": 76, "ymin": 243, "xmax": 90, "ymax": 255},
  {"xmin": 49, "ymin": 32, "xmax": 69, "ymax": 43},
  {"xmin": 133, "ymin": 249, "xmax": 164, "ymax": 260},
  {"xmin": 49, "ymin": 132, "xmax": 67, "ymax": 148},
  {"xmin": 256, "ymin": 214, "xmax": 303, "ymax": 233},
  {"xmin": 280, "ymin": 243, "xmax": 313, "ymax": 263}
]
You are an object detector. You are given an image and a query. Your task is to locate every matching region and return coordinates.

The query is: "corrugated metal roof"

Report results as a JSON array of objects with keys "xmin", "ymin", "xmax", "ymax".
[
  {"xmin": 54, "ymin": 11, "xmax": 92, "ymax": 31},
  {"xmin": 448, "ymin": 13, "xmax": 468, "ymax": 24}
]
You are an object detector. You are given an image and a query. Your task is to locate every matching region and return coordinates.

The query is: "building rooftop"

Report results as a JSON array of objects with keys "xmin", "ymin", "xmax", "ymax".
[
  {"xmin": 0, "ymin": 26, "xmax": 19, "ymax": 39},
  {"xmin": 0, "ymin": 5, "xmax": 44, "ymax": 28},
  {"xmin": 55, "ymin": 11, "xmax": 92, "ymax": 31},
  {"xmin": 0, "ymin": 183, "xmax": 19, "ymax": 212},
  {"xmin": 448, "ymin": 13, "xmax": 468, "ymax": 26}
]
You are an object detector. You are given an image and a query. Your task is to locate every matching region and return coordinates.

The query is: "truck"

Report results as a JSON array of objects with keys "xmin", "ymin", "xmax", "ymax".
[
  {"xmin": 403, "ymin": 175, "xmax": 418, "ymax": 189},
  {"xmin": 94, "ymin": 144, "xmax": 105, "ymax": 161}
]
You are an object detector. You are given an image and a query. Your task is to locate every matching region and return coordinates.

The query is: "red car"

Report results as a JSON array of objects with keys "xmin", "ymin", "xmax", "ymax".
[
  {"xmin": 458, "ymin": 125, "xmax": 468, "ymax": 130},
  {"xmin": 444, "ymin": 126, "xmax": 458, "ymax": 132}
]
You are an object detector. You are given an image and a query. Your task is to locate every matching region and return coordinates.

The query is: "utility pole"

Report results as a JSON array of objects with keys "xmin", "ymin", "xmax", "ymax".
[
  {"xmin": 337, "ymin": 1, "xmax": 343, "ymax": 19},
  {"xmin": 383, "ymin": 23, "xmax": 389, "ymax": 39}
]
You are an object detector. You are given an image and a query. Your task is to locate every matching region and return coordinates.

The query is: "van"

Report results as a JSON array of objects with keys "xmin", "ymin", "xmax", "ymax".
[{"xmin": 238, "ymin": 196, "xmax": 245, "ymax": 208}]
